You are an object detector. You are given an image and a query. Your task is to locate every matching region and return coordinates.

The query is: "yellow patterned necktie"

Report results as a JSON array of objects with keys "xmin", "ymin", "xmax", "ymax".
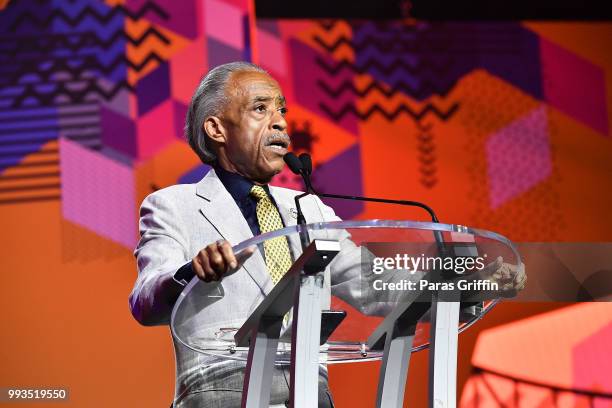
[{"xmin": 250, "ymin": 185, "xmax": 293, "ymax": 284}]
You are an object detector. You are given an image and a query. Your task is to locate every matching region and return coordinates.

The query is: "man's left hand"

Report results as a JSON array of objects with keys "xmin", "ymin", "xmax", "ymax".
[{"xmin": 479, "ymin": 256, "xmax": 527, "ymax": 293}]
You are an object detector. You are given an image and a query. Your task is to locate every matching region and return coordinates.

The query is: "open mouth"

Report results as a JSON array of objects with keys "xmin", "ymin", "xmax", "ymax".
[{"xmin": 265, "ymin": 136, "xmax": 290, "ymax": 153}]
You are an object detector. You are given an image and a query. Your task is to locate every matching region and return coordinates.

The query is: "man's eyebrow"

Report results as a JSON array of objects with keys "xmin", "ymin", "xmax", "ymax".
[
  {"xmin": 251, "ymin": 95, "xmax": 286, "ymax": 105},
  {"xmin": 252, "ymin": 96, "xmax": 273, "ymax": 103}
]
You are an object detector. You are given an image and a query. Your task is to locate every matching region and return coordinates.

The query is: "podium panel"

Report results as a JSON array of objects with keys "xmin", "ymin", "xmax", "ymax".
[{"xmin": 170, "ymin": 220, "xmax": 520, "ymax": 365}]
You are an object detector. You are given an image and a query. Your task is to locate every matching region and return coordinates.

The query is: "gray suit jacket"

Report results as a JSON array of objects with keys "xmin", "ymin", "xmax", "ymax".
[{"xmin": 129, "ymin": 168, "xmax": 379, "ymax": 403}]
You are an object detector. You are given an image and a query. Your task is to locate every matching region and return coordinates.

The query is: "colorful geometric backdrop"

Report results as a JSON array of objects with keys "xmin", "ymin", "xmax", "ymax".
[{"xmin": 1, "ymin": 0, "xmax": 610, "ymax": 407}]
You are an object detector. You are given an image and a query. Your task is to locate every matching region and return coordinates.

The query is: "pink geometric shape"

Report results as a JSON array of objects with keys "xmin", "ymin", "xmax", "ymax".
[
  {"xmin": 170, "ymin": 37, "xmax": 207, "ymax": 104},
  {"xmin": 204, "ymin": 0, "xmax": 244, "ymax": 50},
  {"xmin": 541, "ymin": 38, "xmax": 609, "ymax": 136},
  {"xmin": 137, "ymin": 100, "xmax": 177, "ymax": 160},
  {"xmin": 573, "ymin": 322, "xmax": 612, "ymax": 397},
  {"xmin": 173, "ymin": 100, "xmax": 188, "ymax": 141},
  {"xmin": 472, "ymin": 303, "xmax": 612, "ymax": 391},
  {"xmin": 59, "ymin": 138, "xmax": 137, "ymax": 249},
  {"xmin": 486, "ymin": 105, "xmax": 552, "ymax": 208},
  {"xmin": 257, "ymin": 29, "xmax": 287, "ymax": 76}
]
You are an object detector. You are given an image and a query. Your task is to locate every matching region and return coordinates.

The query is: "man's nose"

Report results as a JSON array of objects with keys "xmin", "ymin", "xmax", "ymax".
[{"xmin": 271, "ymin": 109, "xmax": 287, "ymax": 132}]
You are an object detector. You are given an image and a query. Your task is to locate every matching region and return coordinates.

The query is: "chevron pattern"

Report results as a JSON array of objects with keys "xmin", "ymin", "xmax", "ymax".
[
  {"xmin": 0, "ymin": 8, "xmax": 610, "ymax": 408},
  {"xmin": 0, "ymin": 5, "xmax": 608, "ymax": 257},
  {"xmin": 318, "ymin": 102, "xmax": 459, "ymax": 122},
  {"xmin": 6, "ymin": 2, "xmax": 168, "ymax": 32}
]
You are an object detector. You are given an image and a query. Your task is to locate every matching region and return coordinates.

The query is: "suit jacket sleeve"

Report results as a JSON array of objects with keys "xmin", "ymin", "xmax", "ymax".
[{"xmin": 129, "ymin": 191, "xmax": 191, "ymax": 326}]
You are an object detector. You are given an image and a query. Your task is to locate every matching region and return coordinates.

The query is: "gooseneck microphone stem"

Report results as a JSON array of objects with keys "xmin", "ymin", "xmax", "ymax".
[
  {"xmin": 285, "ymin": 152, "xmax": 446, "ymax": 256},
  {"xmin": 298, "ymin": 156, "xmax": 440, "ymax": 224},
  {"xmin": 294, "ymin": 192, "xmax": 311, "ymax": 249},
  {"xmin": 284, "ymin": 153, "xmax": 312, "ymax": 249},
  {"xmin": 315, "ymin": 191, "xmax": 439, "ymax": 223},
  {"xmin": 284, "ymin": 152, "xmax": 446, "ymax": 257},
  {"xmin": 310, "ymin": 184, "xmax": 446, "ymax": 257}
]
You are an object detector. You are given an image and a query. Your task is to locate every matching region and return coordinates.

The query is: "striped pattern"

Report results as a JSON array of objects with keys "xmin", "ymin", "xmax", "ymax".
[{"xmin": 0, "ymin": 104, "xmax": 100, "ymax": 205}]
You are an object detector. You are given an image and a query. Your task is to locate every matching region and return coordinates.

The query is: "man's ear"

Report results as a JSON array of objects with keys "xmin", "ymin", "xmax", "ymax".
[{"xmin": 203, "ymin": 116, "xmax": 226, "ymax": 144}]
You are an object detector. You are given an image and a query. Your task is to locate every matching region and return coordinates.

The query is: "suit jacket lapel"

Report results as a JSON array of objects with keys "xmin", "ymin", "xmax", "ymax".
[{"xmin": 195, "ymin": 169, "xmax": 273, "ymax": 295}]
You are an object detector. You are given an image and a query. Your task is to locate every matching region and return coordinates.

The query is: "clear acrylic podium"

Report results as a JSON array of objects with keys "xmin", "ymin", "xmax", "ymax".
[{"xmin": 171, "ymin": 220, "xmax": 521, "ymax": 408}]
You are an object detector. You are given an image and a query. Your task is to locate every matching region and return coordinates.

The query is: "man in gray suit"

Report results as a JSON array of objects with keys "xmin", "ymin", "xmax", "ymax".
[
  {"xmin": 129, "ymin": 62, "xmax": 526, "ymax": 408},
  {"xmin": 130, "ymin": 62, "xmax": 350, "ymax": 407}
]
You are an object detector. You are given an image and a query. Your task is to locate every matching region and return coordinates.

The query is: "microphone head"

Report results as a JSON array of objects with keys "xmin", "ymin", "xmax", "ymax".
[
  {"xmin": 283, "ymin": 152, "xmax": 303, "ymax": 175},
  {"xmin": 299, "ymin": 153, "xmax": 312, "ymax": 175}
]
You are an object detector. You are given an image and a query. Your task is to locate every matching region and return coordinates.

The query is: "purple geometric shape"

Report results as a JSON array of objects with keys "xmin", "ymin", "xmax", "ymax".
[
  {"xmin": 137, "ymin": 62, "xmax": 170, "ymax": 116},
  {"xmin": 0, "ymin": 106, "xmax": 59, "ymax": 172},
  {"xmin": 126, "ymin": 0, "xmax": 198, "ymax": 39},
  {"xmin": 99, "ymin": 86, "xmax": 131, "ymax": 118},
  {"xmin": 0, "ymin": 0, "xmax": 55, "ymax": 36},
  {"xmin": 0, "ymin": 0, "xmax": 127, "ymax": 106},
  {"xmin": 59, "ymin": 137, "xmax": 137, "ymax": 248},
  {"xmin": 350, "ymin": 22, "xmax": 542, "ymax": 101},
  {"xmin": 49, "ymin": 0, "xmax": 127, "ymax": 84},
  {"xmin": 257, "ymin": 20, "xmax": 281, "ymax": 36},
  {"xmin": 352, "ymin": 22, "xmax": 425, "ymax": 96},
  {"xmin": 541, "ymin": 38, "xmax": 609, "ymax": 136},
  {"xmin": 486, "ymin": 106, "xmax": 552, "ymax": 209},
  {"xmin": 289, "ymin": 39, "xmax": 358, "ymax": 134},
  {"xmin": 313, "ymin": 143, "xmax": 364, "ymax": 219},
  {"xmin": 207, "ymin": 37, "xmax": 244, "ymax": 69},
  {"xmin": 100, "ymin": 105, "xmax": 137, "ymax": 157},
  {"xmin": 173, "ymin": 100, "xmax": 188, "ymax": 140},
  {"xmin": 241, "ymin": 13, "xmax": 252, "ymax": 62},
  {"xmin": 178, "ymin": 163, "xmax": 211, "ymax": 184},
  {"xmin": 477, "ymin": 23, "xmax": 543, "ymax": 100}
]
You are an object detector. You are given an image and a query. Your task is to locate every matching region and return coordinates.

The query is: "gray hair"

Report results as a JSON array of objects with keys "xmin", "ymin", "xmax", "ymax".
[{"xmin": 185, "ymin": 61, "xmax": 267, "ymax": 164}]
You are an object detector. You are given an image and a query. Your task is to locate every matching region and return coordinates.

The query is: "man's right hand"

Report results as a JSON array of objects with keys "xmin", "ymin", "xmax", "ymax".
[{"xmin": 191, "ymin": 240, "xmax": 255, "ymax": 282}]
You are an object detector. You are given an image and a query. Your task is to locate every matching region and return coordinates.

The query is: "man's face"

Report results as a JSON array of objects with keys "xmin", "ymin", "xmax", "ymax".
[{"xmin": 217, "ymin": 70, "xmax": 289, "ymax": 184}]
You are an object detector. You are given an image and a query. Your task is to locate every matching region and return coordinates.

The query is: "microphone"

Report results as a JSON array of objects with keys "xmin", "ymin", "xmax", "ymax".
[
  {"xmin": 284, "ymin": 151, "xmax": 304, "ymax": 178},
  {"xmin": 299, "ymin": 153, "xmax": 312, "ymax": 177}
]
